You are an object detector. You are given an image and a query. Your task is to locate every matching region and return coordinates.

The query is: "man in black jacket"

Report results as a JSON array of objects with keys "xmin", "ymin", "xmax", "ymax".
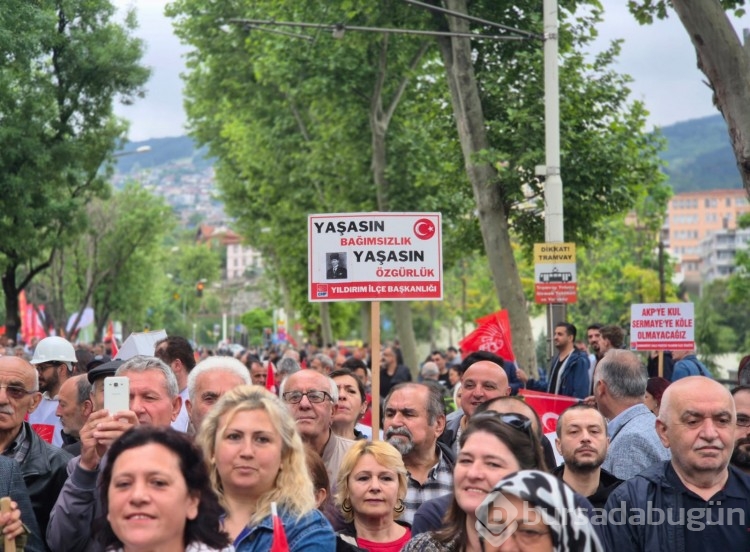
[
  {"xmin": 553, "ymin": 403, "xmax": 622, "ymax": 509},
  {"xmin": 0, "ymin": 356, "xmax": 72, "ymax": 550},
  {"xmin": 602, "ymin": 376, "xmax": 750, "ymax": 551}
]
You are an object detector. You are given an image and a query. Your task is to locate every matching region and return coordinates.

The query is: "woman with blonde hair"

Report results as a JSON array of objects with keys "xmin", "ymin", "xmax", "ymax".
[
  {"xmin": 336, "ymin": 440, "xmax": 411, "ymax": 551},
  {"xmin": 198, "ymin": 385, "xmax": 335, "ymax": 551}
]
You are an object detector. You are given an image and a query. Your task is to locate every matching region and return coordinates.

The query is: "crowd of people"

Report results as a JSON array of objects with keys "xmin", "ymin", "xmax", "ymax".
[{"xmin": 0, "ymin": 329, "xmax": 748, "ymax": 551}]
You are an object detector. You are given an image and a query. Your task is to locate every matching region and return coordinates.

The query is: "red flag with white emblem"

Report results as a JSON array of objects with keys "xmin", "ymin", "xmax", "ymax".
[{"xmin": 459, "ymin": 309, "xmax": 516, "ymax": 362}]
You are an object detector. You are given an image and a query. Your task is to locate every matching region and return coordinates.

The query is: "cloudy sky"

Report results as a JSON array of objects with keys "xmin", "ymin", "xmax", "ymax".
[{"xmin": 112, "ymin": 0, "xmax": 750, "ymax": 141}]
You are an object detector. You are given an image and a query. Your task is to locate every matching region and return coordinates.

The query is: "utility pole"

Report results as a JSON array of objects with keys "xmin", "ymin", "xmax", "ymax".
[{"xmin": 543, "ymin": 0, "xmax": 565, "ymax": 357}]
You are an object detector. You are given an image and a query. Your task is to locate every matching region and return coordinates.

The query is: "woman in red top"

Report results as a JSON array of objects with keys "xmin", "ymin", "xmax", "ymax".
[{"xmin": 336, "ymin": 440, "xmax": 411, "ymax": 551}]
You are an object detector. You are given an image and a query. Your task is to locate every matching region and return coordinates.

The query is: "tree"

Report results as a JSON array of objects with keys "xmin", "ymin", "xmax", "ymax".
[
  {"xmin": 429, "ymin": 0, "xmax": 667, "ymax": 372},
  {"xmin": 167, "ymin": 0, "xmax": 467, "ymax": 371},
  {"xmin": 0, "ymin": 0, "xmax": 149, "ymax": 338},
  {"xmin": 168, "ymin": 0, "xmax": 666, "ymax": 375},
  {"xmin": 629, "ymin": 1, "xmax": 750, "ymax": 194},
  {"xmin": 33, "ymin": 183, "xmax": 173, "ymax": 338}
]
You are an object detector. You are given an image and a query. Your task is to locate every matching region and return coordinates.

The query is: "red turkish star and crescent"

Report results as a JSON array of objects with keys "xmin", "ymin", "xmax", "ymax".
[{"xmin": 413, "ymin": 218, "xmax": 435, "ymax": 240}]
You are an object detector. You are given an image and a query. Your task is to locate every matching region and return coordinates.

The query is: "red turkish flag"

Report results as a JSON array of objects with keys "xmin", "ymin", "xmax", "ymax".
[
  {"xmin": 459, "ymin": 309, "xmax": 515, "ymax": 362},
  {"xmin": 106, "ymin": 321, "xmax": 119, "ymax": 358},
  {"xmin": 270, "ymin": 502, "xmax": 289, "ymax": 552},
  {"xmin": 265, "ymin": 361, "xmax": 276, "ymax": 393},
  {"xmin": 519, "ymin": 389, "xmax": 579, "ymax": 433}
]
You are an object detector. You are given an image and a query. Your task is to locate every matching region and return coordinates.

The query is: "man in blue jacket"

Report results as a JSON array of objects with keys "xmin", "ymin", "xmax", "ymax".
[
  {"xmin": 602, "ymin": 376, "xmax": 750, "ymax": 551},
  {"xmin": 547, "ymin": 322, "xmax": 590, "ymax": 399}
]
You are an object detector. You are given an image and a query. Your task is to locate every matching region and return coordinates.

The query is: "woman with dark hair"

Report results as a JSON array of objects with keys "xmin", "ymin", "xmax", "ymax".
[
  {"xmin": 305, "ymin": 446, "xmax": 331, "ymax": 512},
  {"xmin": 330, "ymin": 369, "xmax": 369, "ymax": 440},
  {"xmin": 99, "ymin": 426, "xmax": 231, "ymax": 552},
  {"xmin": 644, "ymin": 377, "xmax": 671, "ymax": 416},
  {"xmin": 404, "ymin": 412, "xmax": 548, "ymax": 550}
]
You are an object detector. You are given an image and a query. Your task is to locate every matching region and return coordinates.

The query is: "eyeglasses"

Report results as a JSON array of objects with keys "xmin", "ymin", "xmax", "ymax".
[
  {"xmin": 737, "ymin": 414, "xmax": 750, "ymax": 428},
  {"xmin": 282, "ymin": 390, "xmax": 333, "ymax": 404},
  {"xmin": 36, "ymin": 362, "xmax": 59, "ymax": 372},
  {"xmin": 0, "ymin": 384, "xmax": 36, "ymax": 400},
  {"xmin": 472, "ymin": 411, "xmax": 534, "ymax": 437}
]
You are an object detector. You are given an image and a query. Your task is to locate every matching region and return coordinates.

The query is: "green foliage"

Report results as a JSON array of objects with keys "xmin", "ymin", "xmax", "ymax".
[
  {"xmin": 167, "ymin": 0, "xmax": 471, "ymax": 338},
  {"xmin": 0, "ymin": 0, "xmax": 149, "ymax": 336},
  {"xmin": 167, "ymin": 0, "xmax": 669, "ymax": 348},
  {"xmin": 627, "ymin": 1, "xmax": 746, "ymax": 24},
  {"xmin": 34, "ymin": 182, "xmax": 174, "ymax": 338},
  {"xmin": 568, "ymin": 192, "xmax": 677, "ymax": 328},
  {"xmin": 468, "ymin": 5, "xmax": 668, "ymax": 252},
  {"xmin": 660, "ymin": 115, "xmax": 741, "ymax": 192},
  {"xmin": 241, "ymin": 308, "xmax": 274, "ymax": 346}
]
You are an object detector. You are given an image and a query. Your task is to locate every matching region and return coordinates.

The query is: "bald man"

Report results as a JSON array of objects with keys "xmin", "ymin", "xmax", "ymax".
[
  {"xmin": 603, "ymin": 376, "xmax": 750, "ymax": 551},
  {"xmin": 441, "ymin": 353, "xmax": 510, "ymax": 454},
  {"xmin": 0, "ymin": 356, "xmax": 71, "ymax": 548}
]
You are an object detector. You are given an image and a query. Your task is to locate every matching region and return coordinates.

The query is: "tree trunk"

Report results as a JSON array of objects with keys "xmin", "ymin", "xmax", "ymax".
[
  {"xmin": 367, "ymin": 35, "xmax": 427, "ymax": 377},
  {"xmin": 2, "ymin": 265, "xmax": 21, "ymax": 340},
  {"xmin": 319, "ymin": 302, "xmax": 333, "ymax": 346},
  {"xmin": 280, "ymin": 280, "xmax": 300, "ymax": 347},
  {"xmin": 360, "ymin": 302, "xmax": 371, "ymax": 345},
  {"xmin": 671, "ymin": 0, "xmax": 750, "ymax": 193},
  {"xmin": 371, "ymin": 104, "xmax": 419, "ymax": 371},
  {"xmin": 435, "ymin": 0, "xmax": 537, "ymax": 376},
  {"xmin": 393, "ymin": 301, "xmax": 419, "ymax": 375}
]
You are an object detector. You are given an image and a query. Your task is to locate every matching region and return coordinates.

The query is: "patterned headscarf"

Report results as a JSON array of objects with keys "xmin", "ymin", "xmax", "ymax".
[{"xmin": 489, "ymin": 470, "xmax": 603, "ymax": 552}]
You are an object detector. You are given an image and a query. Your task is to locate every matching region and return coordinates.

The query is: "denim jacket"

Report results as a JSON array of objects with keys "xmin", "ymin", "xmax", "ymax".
[{"xmin": 233, "ymin": 507, "xmax": 335, "ymax": 551}]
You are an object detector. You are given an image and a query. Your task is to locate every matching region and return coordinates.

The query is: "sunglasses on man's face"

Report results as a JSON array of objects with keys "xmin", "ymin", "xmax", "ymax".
[
  {"xmin": 0, "ymin": 384, "xmax": 35, "ymax": 400},
  {"xmin": 472, "ymin": 410, "xmax": 534, "ymax": 438}
]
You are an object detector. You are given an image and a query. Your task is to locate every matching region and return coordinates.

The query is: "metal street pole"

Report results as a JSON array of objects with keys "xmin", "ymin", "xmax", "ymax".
[{"xmin": 543, "ymin": 0, "xmax": 566, "ymax": 357}]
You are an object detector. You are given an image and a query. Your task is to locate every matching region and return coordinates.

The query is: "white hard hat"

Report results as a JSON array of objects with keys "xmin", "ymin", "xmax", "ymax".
[{"xmin": 30, "ymin": 336, "xmax": 77, "ymax": 364}]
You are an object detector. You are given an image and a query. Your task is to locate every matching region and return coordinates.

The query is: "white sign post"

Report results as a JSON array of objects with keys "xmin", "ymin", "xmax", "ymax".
[
  {"xmin": 308, "ymin": 212, "xmax": 442, "ymax": 302},
  {"xmin": 630, "ymin": 302, "xmax": 695, "ymax": 351}
]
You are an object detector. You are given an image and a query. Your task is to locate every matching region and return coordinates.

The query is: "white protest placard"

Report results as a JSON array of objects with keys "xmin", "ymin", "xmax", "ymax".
[
  {"xmin": 308, "ymin": 212, "xmax": 442, "ymax": 302},
  {"xmin": 630, "ymin": 302, "xmax": 695, "ymax": 351}
]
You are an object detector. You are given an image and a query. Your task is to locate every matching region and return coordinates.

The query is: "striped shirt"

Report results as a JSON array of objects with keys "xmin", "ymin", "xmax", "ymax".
[{"xmin": 402, "ymin": 447, "xmax": 454, "ymax": 525}]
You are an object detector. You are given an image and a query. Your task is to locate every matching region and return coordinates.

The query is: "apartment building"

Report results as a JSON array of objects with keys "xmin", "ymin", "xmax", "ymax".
[{"xmin": 664, "ymin": 189, "xmax": 750, "ymax": 286}]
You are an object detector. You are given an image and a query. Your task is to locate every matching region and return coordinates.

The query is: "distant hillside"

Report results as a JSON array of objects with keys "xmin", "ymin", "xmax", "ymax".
[
  {"xmin": 659, "ymin": 114, "xmax": 741, "ymax": 193},
  {"xmin": 121, "ymin": 115, "xmax": 743, "ymax": 194},
  {"xmin": 116, "ymin": 136, "xmax": 213, "ymax": 173}
]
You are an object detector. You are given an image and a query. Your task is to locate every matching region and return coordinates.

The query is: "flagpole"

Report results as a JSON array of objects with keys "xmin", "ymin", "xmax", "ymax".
[{"xmin": 370, "ymin": 301, "xmax": 381, "ymax": 441}]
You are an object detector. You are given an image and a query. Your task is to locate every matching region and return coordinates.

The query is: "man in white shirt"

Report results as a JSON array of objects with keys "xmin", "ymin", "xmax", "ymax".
[{"xmin": 29, "ymin": 336, "xmax": 77, "ymax": 447}]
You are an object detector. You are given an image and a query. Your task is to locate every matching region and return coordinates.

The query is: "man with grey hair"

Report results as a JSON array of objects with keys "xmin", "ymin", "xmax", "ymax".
[
  {"xmin": 309, "ymin": 352, "xmax": 334, "ymax": 375},
  {"xmin": 185, "ymin": 355, "xmax": 251, "ymax": 432},
  {"xmin": 276, "ymin": 356, "xmax": 301, "ymax": 383},
  {"xmin": 46, "ymin": 356, "xmax": 180, "ymax": 552},
  {"xmin": 593, "ymin": 349, "xmax": 670, "ymax": 480},
  {"xmin": 280, "ymin": 369, "xmax": 353, "ymax": 483},
  {"xmin": 553, "ymin": 403, "xmax": 622, "ymax": 508},
  {"xmin": 383, "ymin": 382, "xmax": 453, "ymax": 524},
  {"xmin": 420, "ymin": 361, "xmax": 440, "ymax": 381},
  {"xmin": 56, "ymin": 374, "xmax": 93, "ymax": 456}
]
